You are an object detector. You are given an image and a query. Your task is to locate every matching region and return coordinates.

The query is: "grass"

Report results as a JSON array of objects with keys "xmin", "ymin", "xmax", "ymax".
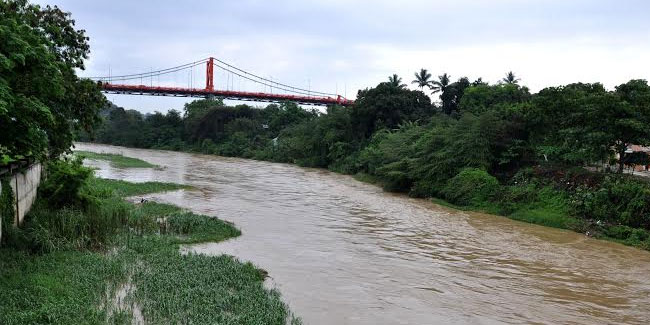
[
  {"xmin": 0, "ymin": 175, "xmax": 298, "ymax": 324},
  {"xmin": 353, "ymin": 172, "xmax": 384, "ymax": 186},
  {"xmin": 0, "ymin": 249, "xmax": 125, "ymax": 325},
  {"xmin": 76, "ymin": 151, "xmax": 157, "ymax": 168},
  {"xmin": 87, "ymin": 177, "xmax": 191, "ymax": 197},
  {"xmin": 431, "ymin": 186, "xmax": 577, "ymax": 230},
  {"xmin": 127, "ymin": 239, "xmax": 293, "ymax": 324}
]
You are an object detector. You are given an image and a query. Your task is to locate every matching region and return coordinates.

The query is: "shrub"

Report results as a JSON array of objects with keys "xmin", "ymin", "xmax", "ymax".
[
  {"xmin": 572, "ymin": 176, "xmax": 650, "ymax": 229},
  {"xmin": 167, "ymin": 212, "xmax": 240, "ymax": 243},
  {"xmin": 375, "ymin": 160, "xmax": 413, "ymax": 192},
  {"xmin": 21, "ymin": 198, "xmax": 130, "ymax": 252},
  {"xmin": 1, "ymin": 178, "xmax": 16, "ymax": 245},
  {"xmin": 442, "ymin": 168, "xmax": 501, "ymax": 206},
  {"xmin": 39, "ymin": 157, "xmax": 94, "ymax": 209}
]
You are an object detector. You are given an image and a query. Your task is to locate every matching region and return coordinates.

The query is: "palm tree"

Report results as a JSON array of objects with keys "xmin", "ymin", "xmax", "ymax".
[
  {"xmin": 502, "ymin": 71, "xmax": 520, "ymax": 85},
  {"xmin": 411, "ymin": 68, "xmax": 432, "ymax": 90},
  {"xmin": 388, "ymin": 74, "xmax": 406, "ymax": 89},
  {"xmin": 472, "ymin": 77, "xmax": 486, "ymax": 86},
  {"xmin": 430, "ymin": 73, "xmax": 451, "ymax": 94}
]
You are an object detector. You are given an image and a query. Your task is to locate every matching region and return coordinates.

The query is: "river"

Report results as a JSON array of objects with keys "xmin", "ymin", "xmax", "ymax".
[{"xmin": 76, "ymin": 143, "xmax": 650, "ymax": 325}]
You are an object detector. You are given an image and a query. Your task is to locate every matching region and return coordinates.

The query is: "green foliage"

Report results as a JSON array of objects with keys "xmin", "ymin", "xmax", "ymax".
[
  {"xmin": 460, "ymin": 83, "xmax": 531, "ymax": 115},
  {"xmin": 573, "ymin": 176, "xmax": 650, "ymax": 228},
  {"xmin": 1, "ymin": 177, "xmax": 15, "ymax": 244},
  {"xmin": 86, "ymin": 177, "xmax": 189, "ymax": 198},
  {"xmin": 351, "ymin": 82, "xmax": 432, "ymax": 137},
  {"xmin": 76, "ymin": 151, "xmax": 157, "ymax": 168},
  {"xmin": 21, "ymin": 200, "xmax": 128, "ymax": 252},
  {"xmin": 39, "ymin": 157, "xmax": 93, "ymax": 209},
  {"xmin": 87, "ymin": 77, "xmax": 650, "ymax": 245},
  {"xmin": 0, "ymin": 0, "xmax": 105, "ymax": 161},
  {"xmin": 167, "ymin": 212, "xmax": 241, "ymax": 244},
  {"xmin": 1, "ymin": 172, "xmax": 298, "ymax": 324},
  {"xmin": 0, "ymin": 248, "xmax": 125, "ymax": 324},
  {"xmin": 412, "ymin": 68, "xmax": 432, "ymax": 89},
  {"xmin": 504, "ymin": 186, "xmax": 573, "ymax": 229},
  {"xmin": 442, "ymin": 168, "xmax": 501, "ymax": 207},
  {"xmin": 130, "ymin": 245, "xmax": 295, "ymax": 325},
  {"xmin": 529, "ymin": 81, "xmax": 650, "ymax": 168}
]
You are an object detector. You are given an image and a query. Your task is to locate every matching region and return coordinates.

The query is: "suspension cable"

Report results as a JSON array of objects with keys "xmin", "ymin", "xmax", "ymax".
[
  {"xmin": 89, "ymin": 58, "xmax": 209, "ymax": 80},
  {"xmin": 91, "ymin": 57, "xmax": 344, "ymax": 99},
  {"xmin": 214, "ymin": 63, "xmax": 330, "ymax": 98},
  {"xmin": 213, "ymin": 58, "xmax": 337, "ymax": 96}
]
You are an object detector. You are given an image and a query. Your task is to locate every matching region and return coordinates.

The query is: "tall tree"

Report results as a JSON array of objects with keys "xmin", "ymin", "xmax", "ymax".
[
  {"xmin": 502, "ymin": 71, "xmax": 520, "ymax": 85},
  {"xmin": 352, "ymin": 82, "xmax": 431, "ymax": 137},
  {"xmin": 472, "ymin": 77, "xmax": 487, "ymax": 86},
  {"xmin": 530, "ymin": 82, "xmax": 650, "ymax": 170},
  {"xmin": 387, "ymin": 74, "xmax": 406, "ymax": 89},
  {"xmin": 411, "ymin": 69, "xmax": 432, "ymax": 90},
  {"xmin": 0, "ymin": 0, "xmax": 105, "ymax": 162},
  {"xmin": 431, "ymin": 73, "xmax": 451, "ymax": 94}
]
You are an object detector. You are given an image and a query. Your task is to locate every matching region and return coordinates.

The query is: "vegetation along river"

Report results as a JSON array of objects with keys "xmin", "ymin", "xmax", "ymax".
[{"xmin": 76, "ymin": 143, "xmax": 650, "ymax": 325}]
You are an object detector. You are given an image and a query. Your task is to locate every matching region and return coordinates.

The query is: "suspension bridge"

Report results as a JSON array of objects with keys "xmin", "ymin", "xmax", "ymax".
[{"xmin": 91, "ymin": 57, "xmax": 354, "ymax": 106}]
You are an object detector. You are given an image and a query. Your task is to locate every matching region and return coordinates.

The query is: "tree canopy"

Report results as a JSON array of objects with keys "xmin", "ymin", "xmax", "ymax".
[{"xmin": 0, "ymin": 0, "xmax": 104, "ymax": 163}]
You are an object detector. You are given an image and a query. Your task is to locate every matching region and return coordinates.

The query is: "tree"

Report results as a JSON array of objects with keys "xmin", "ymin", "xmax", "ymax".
[
  {"xmin": 411, "ymin": 69, "xmax": 432, "ymax": 90},
  {"xmin": 0, "ymin": 0, "xmax": 104, "ymax": 162},
  {"xmin": 613, "ymin": 79, "xmax": 650, "ymax": 172},
  {"xmin": 351, "ymin": 82, "xmax": 432, "ymax": 137},
  {"xmin": 502, "ymin": 71, "xmax": 520, "ymax": 85},
  {"xmin": 460, "ymin": 83, "xmax": 531, "ymax": 115},
  {"xmin": 432, "ymin": 75, "xmax": 470, "ymax": 115},
  {"xmin": 472, "ymin": 78, "xmax": 487, "ymax": 86},
  {"xmin": 430, "ymin": 73, "xmax": 451, "ymax": 94},
  {"xmin": 529, "ymin": 81, "xmax": 650, "ymax": 170},
  {"xmin": 387, "ymin": 74, "xmax": 406, "ymax": 89},
  {"xmin": 182, "ymin": 97, "xmax": 224, "ymax": 141}
]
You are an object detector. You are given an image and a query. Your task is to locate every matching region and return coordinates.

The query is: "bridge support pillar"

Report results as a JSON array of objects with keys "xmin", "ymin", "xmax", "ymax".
[{"xmin": 206, "ymin": 57, "xmax": 214, "ymax": 91}]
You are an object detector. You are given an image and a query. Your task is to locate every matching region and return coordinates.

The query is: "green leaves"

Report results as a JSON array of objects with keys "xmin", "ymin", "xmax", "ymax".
[
  {"xmin": 529, "ymin": 81, "xmax": 650, "ymax": 169},
  {"xmin": 0, "ymin": 1, "xmax": 104, "ymax": 162}
]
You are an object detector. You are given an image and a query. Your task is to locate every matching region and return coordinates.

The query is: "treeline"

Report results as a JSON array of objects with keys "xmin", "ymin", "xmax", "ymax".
[{"xmin": 86, "ymin": 74, "xmax": 650, "ymax": 249}]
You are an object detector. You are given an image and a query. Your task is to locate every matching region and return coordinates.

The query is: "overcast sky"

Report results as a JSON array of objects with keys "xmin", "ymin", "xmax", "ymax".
[{"xmin": 36, "ymin": 0, "xmax": 650, "ymax": 114}]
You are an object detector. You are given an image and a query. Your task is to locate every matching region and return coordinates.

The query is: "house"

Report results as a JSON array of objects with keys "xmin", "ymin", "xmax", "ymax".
[{"xmin": 624, "ymin": 145, "xmax": 650, "ymax": 171}]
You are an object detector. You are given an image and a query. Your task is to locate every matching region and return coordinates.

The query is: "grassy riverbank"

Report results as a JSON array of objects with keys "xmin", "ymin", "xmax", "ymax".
[
  {"xmin": 82, "ymin": 80, "xmax": 650, "ymax": 253},
  {"xmin": 78, "ymin": 143, "xmax": 650, "ymax": 252},
  {"xmin": 0, "ymin": 163, "xmax": 298, "ymax": 324},
  {"xmin": 76, "ymin": 151, "xmax": 158, "ymax": 168},
  {"xmin": 355, "ymin": 172, "xmax": 576, "ymax": 230}
]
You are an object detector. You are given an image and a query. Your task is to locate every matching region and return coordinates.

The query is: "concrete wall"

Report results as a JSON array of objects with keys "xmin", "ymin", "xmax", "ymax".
[{"xmin": 0, "ymin": 163, "xmax": 42, "ymax": 242}]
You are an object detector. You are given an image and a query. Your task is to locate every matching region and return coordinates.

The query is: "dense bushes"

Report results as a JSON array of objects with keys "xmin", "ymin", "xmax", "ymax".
[
  {"xmin": 1, "ymin": 178, "xmax": 16, "ymax": 244},
  {"xmin": 573, "ymin": 177, "xmax": 650, "ymax": 228},
  {"xmin": 442, "ymin": 168, "xmax": 500, "ymax": 207},
  {"xmin": 38, "ymin": 157, "xmax": 94, "ymax": 209},
  {"xmin": 5, "ymin": 158, "xmax": 189, "ymax": 252}
]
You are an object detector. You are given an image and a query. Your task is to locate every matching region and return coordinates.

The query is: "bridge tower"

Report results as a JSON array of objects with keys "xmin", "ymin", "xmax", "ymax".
[{"xmin": 206, "ymin": 57, "xmax": 214, "ymax": 91}]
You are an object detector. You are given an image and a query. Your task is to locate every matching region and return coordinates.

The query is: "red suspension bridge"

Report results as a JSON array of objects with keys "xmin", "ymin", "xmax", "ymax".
[{"xmin": 91, "ymin": 57, "xmax": 354, "ymax": 106}]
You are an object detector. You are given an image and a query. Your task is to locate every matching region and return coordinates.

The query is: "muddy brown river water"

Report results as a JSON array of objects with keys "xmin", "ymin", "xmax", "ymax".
[{"xmin": 76, "ymin": 143, "xmax": 650, "ymax": 324}]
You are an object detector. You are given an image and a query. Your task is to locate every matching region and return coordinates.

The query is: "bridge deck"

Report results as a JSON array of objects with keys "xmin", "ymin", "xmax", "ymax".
[{"xmin": 100, "ymin": 83, "xmax": 354, "ymax": 106}]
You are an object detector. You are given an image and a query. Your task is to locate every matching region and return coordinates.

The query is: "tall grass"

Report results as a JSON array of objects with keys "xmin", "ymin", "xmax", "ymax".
[
  {"xmin": 0, "ymin": 174, "xmax": 298, "ymax": 324},
  {"xmin": 0, "ymin": 248, "xmax": 126, "ymax": 324},
  {"xmin": 75, "ymin": 151, "xmax": 157, "ymax": 168},
  {"xmin": 87, "ymin": 177, "xmax": 190, "ymax": 198}
]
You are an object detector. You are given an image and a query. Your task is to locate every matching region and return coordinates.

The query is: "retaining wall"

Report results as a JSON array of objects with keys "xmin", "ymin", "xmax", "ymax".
[{"xmin": 0, "ymin": 163, "xmax": 42, "ymax": 242}]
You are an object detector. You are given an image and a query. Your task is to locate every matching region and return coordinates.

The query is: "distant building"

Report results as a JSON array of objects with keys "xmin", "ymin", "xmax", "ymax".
[{"xmin": 625, "ymin": 145, "xmax": 650, "ymax": 171}]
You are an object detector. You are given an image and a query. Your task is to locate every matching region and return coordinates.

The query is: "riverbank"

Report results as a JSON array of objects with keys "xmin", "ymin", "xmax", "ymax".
[
  {"xmin": 70, "ymin": 142, "xmax": 650, "ymax": 324},
  {"xmin": 0, "ymin": 158, "xmax": 299, "ymax": 324},
  {"xmin": 84, "ymin": 143, "xmax": 650, "ymax": 252},
  {"xmin": 354, "ymin": 168, "xmax": 650, "ymax": 251}
]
